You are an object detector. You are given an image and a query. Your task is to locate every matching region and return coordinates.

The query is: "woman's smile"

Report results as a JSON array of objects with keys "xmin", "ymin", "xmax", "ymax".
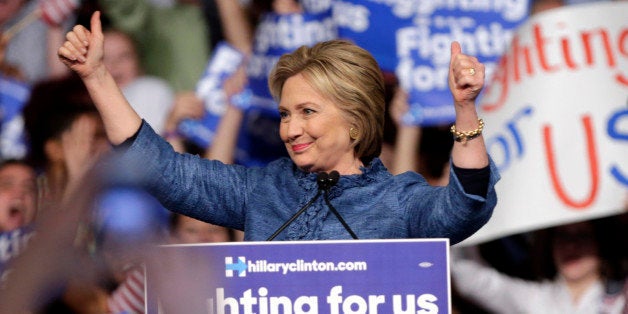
[{"xmin": 291, "ymin": 143, "xmax": 312, "ymax": 153}]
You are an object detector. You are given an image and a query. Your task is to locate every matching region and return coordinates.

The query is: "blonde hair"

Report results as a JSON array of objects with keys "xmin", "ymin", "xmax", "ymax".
[{"xmin": 269, "ymin": 40, "xmax": 385, "ymax": 164}]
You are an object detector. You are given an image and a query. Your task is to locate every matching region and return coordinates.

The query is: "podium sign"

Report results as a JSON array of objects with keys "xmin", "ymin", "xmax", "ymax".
[{"xmin": 146, "ymin": 239, "xmax": 450, "ymax": 314}]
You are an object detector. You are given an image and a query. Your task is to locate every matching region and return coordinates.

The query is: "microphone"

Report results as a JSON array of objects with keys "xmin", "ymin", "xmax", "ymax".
[
  {"xmin": 266, "ymin": 172, "xmax": 327, "ymax": 241},
  {"xmin": 316, "ymin": 171, "xmax": 338, "ymax": 190},
  {"xmin": 321, "ymin": 171, "xmax": 358, "ymax": 239}
]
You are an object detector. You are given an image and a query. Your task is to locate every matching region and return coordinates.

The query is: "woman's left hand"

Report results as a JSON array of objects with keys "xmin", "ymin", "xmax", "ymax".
[{"xmin": 448, "ymin": 41, "xmax": 485, "ymax": 107}]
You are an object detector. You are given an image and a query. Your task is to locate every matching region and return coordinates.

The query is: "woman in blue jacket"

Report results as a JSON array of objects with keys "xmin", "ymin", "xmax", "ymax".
[{"xmin": 57, "ymin": 11, "xmax": 499, "ymax": 243}]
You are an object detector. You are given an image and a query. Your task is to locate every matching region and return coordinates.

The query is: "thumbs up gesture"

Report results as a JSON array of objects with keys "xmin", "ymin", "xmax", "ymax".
[
  {"xmin": 448, "ymin": 41, "xmax": 485, "ymax": 107},
  {"xmin": 57, "ymin": 11, "xmax": 105, "ymax": 80}
]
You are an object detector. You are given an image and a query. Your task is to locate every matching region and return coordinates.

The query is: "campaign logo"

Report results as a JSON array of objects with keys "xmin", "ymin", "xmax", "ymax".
[{"xmin": 225, "ymin": 256, "xmax": 247, "ymax": 277}]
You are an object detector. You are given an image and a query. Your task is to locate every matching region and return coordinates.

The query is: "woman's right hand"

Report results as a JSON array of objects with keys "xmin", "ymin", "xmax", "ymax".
[{"xmin": 57, "ymin": 11, "xmax": 105, "ymax": 80}]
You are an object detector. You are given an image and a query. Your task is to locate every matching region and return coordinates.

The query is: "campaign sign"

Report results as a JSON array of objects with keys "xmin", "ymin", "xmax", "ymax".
[
  {"xmin": 332, "ymin": 0, "xmax": 413, "ymax": 72},
  {"xmin": 461, "ymin": 1, "xmax": 628, "ymax": 245},
  {"xmin": 246, "ymin": 10, "xmax": 337, "ymax": 108},
  {"xmin": 331, "ymin": 0, "xmax": 529, "ymax": 125},
  {"xmin": 178, "ymin": 42, "xmax": 245, "ymax": 149},
  {"xmin": 0, "ymin": 75, "xmax": 30, "ymax": 160},
  {"xmin": 0, "ymin": 226, "xmax": 36, "ymax": 285},
  {"xmin": 146, "ymin": 239, "xmax": 450, "ymax": 314},
  {"xmin": 394, "ymin": 0, "xmax": 530, "ymax": 126}
]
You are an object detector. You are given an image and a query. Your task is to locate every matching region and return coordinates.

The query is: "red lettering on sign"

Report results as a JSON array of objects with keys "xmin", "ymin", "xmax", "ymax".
[{"xmin": 543, "ymin": 115, "xmax": 599, "ymax": 209}]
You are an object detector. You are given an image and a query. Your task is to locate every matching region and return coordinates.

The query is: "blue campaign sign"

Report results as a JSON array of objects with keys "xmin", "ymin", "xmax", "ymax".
[
  {"xmin": 332, "ymin": 0, "xmax": 530, "ymax": 126},
  {"xmin": 246, "ymin": 10, "xmax": 337, "ymax": 106},
  {"xmin": 396, "ymin": 1, "xmax": 530, "ymax": 126},
  {"xmin": 0, "ymin": 75, "xmax": 30, "ymax": 159},
  {"xmin": 146, "ymin": 239, "xmax": 450, "ymax": 314},
  {"xmin": 178, "ymin": 42, "xmax": 245, "ymax": 149},
  {"xmin": 333, "ymin": 0, "xmax": 414, "ymax": 73},
  {"xmin": 0, "ymin": 226, "xmax": 36, "ymax": 284}
]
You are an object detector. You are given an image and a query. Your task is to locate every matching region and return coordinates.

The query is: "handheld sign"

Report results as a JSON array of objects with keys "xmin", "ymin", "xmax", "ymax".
[{"xmin": 463, "ymin": 1, "xmax": 628, "ymax": 245}]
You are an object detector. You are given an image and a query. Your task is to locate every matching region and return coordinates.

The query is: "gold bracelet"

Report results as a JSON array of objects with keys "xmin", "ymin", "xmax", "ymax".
[{"xmin": 450, "ymin": 118, "xmax": 484, "ymax": 144}]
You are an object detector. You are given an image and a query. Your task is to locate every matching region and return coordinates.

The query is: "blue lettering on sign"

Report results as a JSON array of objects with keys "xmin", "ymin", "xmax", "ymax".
[
  {"xmin": 485, "ymin": 104, "xmax": 534, "ymax": 171},
  {"xmin": 607, "ymin": 108, "xmax": 628, "ymax": 186}
]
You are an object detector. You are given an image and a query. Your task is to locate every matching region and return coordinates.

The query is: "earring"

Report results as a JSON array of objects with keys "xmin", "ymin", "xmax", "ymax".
[{"xmin": 349, "ymin": 127, "xmax": 359, "ymax": 140}]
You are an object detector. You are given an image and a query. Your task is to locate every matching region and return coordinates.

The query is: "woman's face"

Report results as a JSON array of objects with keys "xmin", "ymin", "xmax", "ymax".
[
  {"xmin": 552, "ymin": 222, "xmax": 600, "ymax": 283},
  {"xmin": 0, "ymin": 163, "xmax": 37, "ymax": 232},
  {"xmin": 278, "ymin": 73, "xmax": 361, "ymax": 174},
  {"xmin": 103, "ymin": 31, "xmax": 140, "ymax": 88}
]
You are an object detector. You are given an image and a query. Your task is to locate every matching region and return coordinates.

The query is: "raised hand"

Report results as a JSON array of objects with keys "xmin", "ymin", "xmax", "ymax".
[
  {"xmin": 388, "ymin": 87, "xmax": 409, "ymax": 127},
  {"xmin": 165, "ymin": 92, "xmax": 205, "ymax": 132},
  {"xmin": 448, "ymin": 41, "xmax": 485, "ymax": 106},
  {"xmin": 57, "ymin": 11, "xmax": 105, "ymax": 79},
  {"xmin": 448, "ymin": 41, "xmax": 489, "ymax": 168}
]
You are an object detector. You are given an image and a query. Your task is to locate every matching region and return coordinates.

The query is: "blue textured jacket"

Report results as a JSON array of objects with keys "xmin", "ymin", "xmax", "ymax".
[{"xmin": 121, "ymin": 121, "xmax": 500, "ymax": 244}]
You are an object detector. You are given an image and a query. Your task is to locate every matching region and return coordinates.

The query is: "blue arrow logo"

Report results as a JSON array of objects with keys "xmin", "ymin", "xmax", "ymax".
[{"xmin": 225, "ymin": 257, "xmax": 247, "ymax": 277}]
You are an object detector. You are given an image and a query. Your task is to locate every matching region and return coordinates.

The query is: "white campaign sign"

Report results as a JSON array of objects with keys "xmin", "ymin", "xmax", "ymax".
[{"xmin": 462, "ymin": 2, "xmax": 628, "ymax": 245}]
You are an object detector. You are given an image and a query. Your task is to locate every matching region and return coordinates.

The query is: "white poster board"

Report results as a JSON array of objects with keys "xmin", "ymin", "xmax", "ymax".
[{"xmin": 463, "ymin": 1, "xmax": 628, "ymax": 245}]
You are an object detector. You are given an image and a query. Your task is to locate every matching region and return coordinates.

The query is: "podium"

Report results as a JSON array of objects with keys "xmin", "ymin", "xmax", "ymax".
[{"xmin": 145, "ymin": 239, "xmax": 451, "ymax": 314}]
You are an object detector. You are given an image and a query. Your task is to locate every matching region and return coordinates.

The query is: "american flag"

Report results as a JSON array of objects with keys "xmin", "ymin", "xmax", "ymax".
[
  {"xmin": 107, "ymin": 266, "xmax": 146, "ymax": 314},
  {"xmin": 2, "ymin": 0, "xmax": 80, "ymax": 40},
  {"xmin": 39, "ymin": 0, "xmax": 80, "ymax": 26}
]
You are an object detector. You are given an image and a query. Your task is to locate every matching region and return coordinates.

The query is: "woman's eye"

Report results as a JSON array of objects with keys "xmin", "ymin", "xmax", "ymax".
[
  {"xmin": 279, "ymin": 111, "xmax": 289, "ymax": 119},
  {"xmin": 303, "ymin": 108, "xmax": 315, "ymax": 115}
]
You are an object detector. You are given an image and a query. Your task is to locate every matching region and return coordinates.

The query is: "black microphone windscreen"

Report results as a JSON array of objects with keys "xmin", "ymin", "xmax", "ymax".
[
  {"xmin": 317, "ymin": 172, "xmax": 329, "ymax": 189},
  {"xmin": 328, "ymin": 171, "xmax": 340, "ymax": 186}
]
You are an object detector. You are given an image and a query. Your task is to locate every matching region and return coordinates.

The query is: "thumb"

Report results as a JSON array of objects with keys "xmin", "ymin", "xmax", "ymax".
[
  {"xmin": 449, "ymin": 41, "xmax": 462, "ymax": 78},
  {"xmin": 90, "ymin": 11, "xmax": 102, "ymax": 36},
  {"xmin": 450, "ymin": 41, "xmax": 461, "ymax": 61}
]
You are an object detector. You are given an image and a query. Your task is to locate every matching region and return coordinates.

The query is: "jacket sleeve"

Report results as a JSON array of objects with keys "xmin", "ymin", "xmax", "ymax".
[
  {"xmin": 117, "ymin": 121, "xmax": 249, "ymax": 230},
  {"xmin": 403, "ymin": 157, "xmax": 500, "ymax": 244}
]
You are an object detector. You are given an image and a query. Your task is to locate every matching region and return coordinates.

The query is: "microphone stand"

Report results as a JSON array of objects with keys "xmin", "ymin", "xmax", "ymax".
[
  {"xmin": 322, "ymin": 171, "xmax": 358, "ymax": 239},
  {"xmin": 266, "ymin": 171, "xmax": 359, "ymax": 241},
  {"xmin": 266, "ymin": 172, "xmax": 329, "ymax": 241},
  {"xmin": 266, "ymin": 190, "xmax": 322, "ymax": 241}
]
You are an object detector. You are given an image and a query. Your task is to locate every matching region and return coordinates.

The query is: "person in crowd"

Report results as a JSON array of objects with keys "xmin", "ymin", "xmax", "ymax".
[
  {"xmin": 98, "ymin": 0, "xmax": 210, "ymax": 92},
  {"xmin": 1, "ymin": 0, "xmax": 78, "ymax": 83},
  {"xmin": 170, "ymin": 212, "xmax": 242, "ymax": 243},
  {"xmin": 162, "ymin": 91, "xmax": 206, "ymax": 153},
  {"xmin": 22, "ymin": 74, "xmax": 110, "ymax": 208},
  {"xmin": 451, "ymin": 217, "xmax": 627, "ymax": 313},
  {"xmin": 138, "ymin": 0, "xmax": 252, "ymax": 154},
  {"xmin": 103, "ymin": 28, "xmax": 174, "ymax": 135},
  {"xmin": 57, "ymin": 11, "xmax": 498, "ymax": 243},
  {"xmin": 0, "ymin": 159, "xmax": 149, "ymax": 313},
  {"xmin": 387, "ymin": 87, "xmax": 453, "ymax": 186},
  {"xmin": 0, "ymin": 159, "xmax": 37, "ymax": 301},
  {"xmin": 0, "ymin": 159, "xmax": 37, "ymax": 232},
  {"xmin": 531, "ymin": 0, "xmax": 565, "ymax": 13}
]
